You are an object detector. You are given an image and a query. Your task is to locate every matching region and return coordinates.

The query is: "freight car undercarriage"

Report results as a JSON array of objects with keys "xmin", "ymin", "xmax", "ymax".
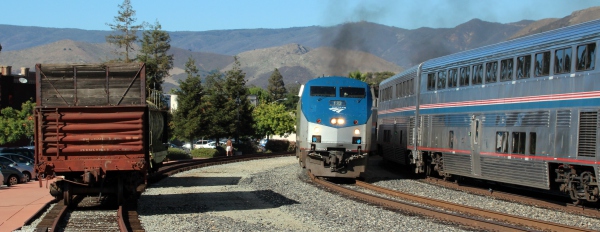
[{"xmin": 44, "ymin": 170, "xmax": 145, "ymax": 205}]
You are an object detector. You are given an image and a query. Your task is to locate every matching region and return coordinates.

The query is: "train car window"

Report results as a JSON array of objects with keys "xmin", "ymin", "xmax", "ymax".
[
  {"xmin": 500, "ymin": 58, "xmax": 513, "ymax": 81},
  {"xmin": 459, "ymin": 66, "xmax": 470, "ymax": 86},
  {"xmin": 576, "ymin": 43, "xmax": 596, "ymax": 71},
  {"xmin": 485, "ymin": 61, "xmax": 498, "ymax": 83},
  {"xmin": 427, "ymin": 73, "xmax": 436, "ymax": 91},
  {"xmin": 495, "ymin": 131, "xmax": 509, "ymax": 153},
  {"xmin": 529, "ymin": 132, "xmax": 537, "ymax": 155},
  {"xmin": 472, "ymin": 64, "xmax": 483, "ymax": 85},
  {"xmin": 448, "ymin": 68, "xmax": 458, "ymax": 88},
  {"xmin": 534, "ymin": 51, "xmax": 551, "ymax": 76},
  {"xmin": 340, "ymin": 87, "xmax": 365, "ymax": 98},
  {"xmin": 449, "ymin": 131, "xmax": 454, "ymax": 149},
  {"xmin": 516, "ymin": 55, "xmax": 531, "ymax": 79},
  {"xmin": 437, "ymin": 71, "xmax": 446, "ymax": 90},
  {"xmin": 310, "ymin": 86, "xmax": 336, "ymax": 97},
  {"xmin": 554, "ymin": 47, "xmax": 572, "ymax": 74},
  {"xmin": 511, "ymin": 132, "xmax": 526, "ymax": 154}
]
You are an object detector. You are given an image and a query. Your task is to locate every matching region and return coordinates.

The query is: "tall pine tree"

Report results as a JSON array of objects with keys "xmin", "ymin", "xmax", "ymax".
[
  {"xmin": 138, "ymin": 20, "xmax": 174, "ymax": 93},
  {"xmin": 172, "ymin": 57, "xmax": 205, "ymax": 146},
  {"xmin": 223, "ymin": 57, "xmax": 254, "ymax": 142},
  {"xmin": 203, "ymin": 71, "xmax": 229, "ymax": 141},
  {"xmin": 267, "ymin": 68, "xmax": 286, "ymax": 102},
  {"xmin": 106, "ymin": 0, "xmax": 143, "ymax": 63}
]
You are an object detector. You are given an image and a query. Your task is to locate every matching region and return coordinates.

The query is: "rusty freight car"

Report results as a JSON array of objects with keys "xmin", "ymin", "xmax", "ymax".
[{"xmin": 34, "ymin": 63, "xmax": 168, "ymax": 205}]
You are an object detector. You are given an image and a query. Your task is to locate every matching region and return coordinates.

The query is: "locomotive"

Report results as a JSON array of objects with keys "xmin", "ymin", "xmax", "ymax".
[
  {"xmin": 296, "ymin": 76, "xmax": 375, "ymax": 178},
  {"xmin": 377, "ymin": 19, "xmax": 600, "ymax": 204},
  {"xmin": 34, "ymin": 63, "xmax": 168, "ymax": 205}
]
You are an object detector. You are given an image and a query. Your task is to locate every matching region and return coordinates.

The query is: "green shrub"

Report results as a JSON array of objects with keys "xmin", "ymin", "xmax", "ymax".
[
  {"xmin": 287, "ymin": 141, "xmax": 296, "ymax": 152},
  {"xmin": 166, "ymin": 148, "xmax": 191, "ymax": 160},
  {"xmin": 233, "ymin": 140, "xmax": 258, "ymax": 155},
  {"xmin": 190, "ymin": 148, "xmax": 221, "ymax": 158},
  {"xmin": 265, "ymin": 139, "xmax": 290, "ymax": 153}
]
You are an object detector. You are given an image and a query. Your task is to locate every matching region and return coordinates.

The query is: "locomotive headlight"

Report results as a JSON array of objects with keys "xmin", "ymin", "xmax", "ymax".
[
  {"xmin": 338, "ymin": 118, "xmax": 345, "ymax": 125},
  {"xmin": 354, "ymin": 128, "xmax": 360, "ymax": 135},
  {"xmin": 314, "ymin": 127, "xmax": 320, "ymax": 133},
  {"xmin": 330, "ymin": 118, "xmax": 337, "ymax": 124}
]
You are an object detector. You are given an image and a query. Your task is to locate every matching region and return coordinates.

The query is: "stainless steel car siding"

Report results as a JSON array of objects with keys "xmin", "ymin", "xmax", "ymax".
[{"xmin": 379, "ymin": 20, "xmax": 600, "ymax": 189}]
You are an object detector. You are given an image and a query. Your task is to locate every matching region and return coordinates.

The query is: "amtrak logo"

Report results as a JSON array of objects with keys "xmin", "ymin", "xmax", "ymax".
[{"xmin": 329, "ymin": 107, "xmax": 345, "ymax": 113}]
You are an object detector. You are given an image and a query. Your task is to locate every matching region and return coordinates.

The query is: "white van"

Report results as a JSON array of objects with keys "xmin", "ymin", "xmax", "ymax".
[{"xmin": 193, "ymin": 140, "xmax": 214, "ymax": 149}]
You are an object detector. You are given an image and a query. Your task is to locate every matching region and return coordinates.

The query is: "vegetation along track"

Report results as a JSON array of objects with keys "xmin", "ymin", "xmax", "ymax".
[
  {"xmin": 33, "ymin": 152, "xmax": 293, "ymax": 232},
  {"xmin": 308, "ymin": 171, "xmax": 595, "ymax": 232}
]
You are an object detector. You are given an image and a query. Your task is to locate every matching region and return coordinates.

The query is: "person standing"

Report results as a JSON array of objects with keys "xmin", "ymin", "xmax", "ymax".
[{"xmin": 226, "ymin": 139, "xmax": 233, "ymax": 156}]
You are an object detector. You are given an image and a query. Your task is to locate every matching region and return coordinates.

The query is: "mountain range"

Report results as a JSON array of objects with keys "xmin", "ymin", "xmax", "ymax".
[{"xmin": 0, "ymin": 6, "xmax": 599, "ymax": 92}]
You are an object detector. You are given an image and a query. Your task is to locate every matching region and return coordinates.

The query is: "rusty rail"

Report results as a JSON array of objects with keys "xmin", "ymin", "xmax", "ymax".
[{"xmin": 308, "ymin": 171, "xmax": 594, "ymax": 232}]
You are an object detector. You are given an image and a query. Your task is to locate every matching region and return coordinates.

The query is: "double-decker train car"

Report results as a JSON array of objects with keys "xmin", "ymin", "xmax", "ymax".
[
  {"xmin": 378, "ymin": 19, "xmax": 600, "ymax": 204},
  {"xmin": 34, "ymin": 63, "xmax": 168, "ymax": 205},
  {"xmin": 296, "ymin": 76, "xmax": 375, "ymax": 178}
]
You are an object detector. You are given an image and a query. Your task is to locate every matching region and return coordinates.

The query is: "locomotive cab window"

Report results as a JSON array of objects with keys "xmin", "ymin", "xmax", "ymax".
[
  {"xmin": 576, "ymin": 43, "xmax": 596, "ymax": 71},
  {"xmin": 310, "ymin": 86, "xmax": 336, "ymax": 97},
  {"xmin": 535, "ymin": 51, "xmax": 551, "ymax": 77},
  {"xmin": 340, "ymin": 87, "xmax": 365, "ymax": 98},
  {"xmin": 554, "ymin": 47, "xmax": 572, "ymax": 74}
]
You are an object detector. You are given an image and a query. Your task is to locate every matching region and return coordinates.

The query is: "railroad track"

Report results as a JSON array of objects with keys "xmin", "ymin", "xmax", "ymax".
[
  {"xmin": 308, "ymin": 171, "xmax": 595, "ymax": 232},
  {"xmin": 32, "ymin": 152, "xmax": 293, "ymax": 232},
  {"xmin": 420, "ymin": 176, "xmax": 600, "ymax": 219}
]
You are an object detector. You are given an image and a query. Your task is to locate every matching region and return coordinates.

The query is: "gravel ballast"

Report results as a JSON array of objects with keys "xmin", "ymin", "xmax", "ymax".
[{"xmin": 138, "ymin": 156, "xmax": 467, "ymax": 231}]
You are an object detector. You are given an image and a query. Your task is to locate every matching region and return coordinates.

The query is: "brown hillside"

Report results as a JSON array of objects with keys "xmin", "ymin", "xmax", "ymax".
[
  {"xmin": 510, "ymin": 6, "xmax": 600, "ymax": 39},
  {"xmin": 223, "ymin": 43, "xmax": 403, "ymax": 88}
]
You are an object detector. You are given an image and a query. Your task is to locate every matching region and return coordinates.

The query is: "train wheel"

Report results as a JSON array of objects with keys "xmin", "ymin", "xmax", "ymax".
[
  {"xmin": 63, "ymin": 182, "xmax": 72, "ymax": 205},
  {"xmin": 117, "ymin": 177, "xmax": 124, "ymax": 205}
]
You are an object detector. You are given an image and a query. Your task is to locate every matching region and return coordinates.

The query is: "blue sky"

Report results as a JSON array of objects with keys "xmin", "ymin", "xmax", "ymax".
[{"xmin": 1, "ymin": 0, "xmax": 598, "ymax": 31}]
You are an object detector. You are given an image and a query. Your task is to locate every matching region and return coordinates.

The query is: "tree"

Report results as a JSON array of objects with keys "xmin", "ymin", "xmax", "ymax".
[
  {"xmin": 252, "ymin": 102, "xmax": 295, "ymax": 139},
  {"xmin": 365, "ymin": 71, "xmax": 395, "ymax": 86},
  {"xmin": 138, "ymin": 20, "xmax": 174, "ymax": 93},
  {"xmin": 248, "ymin": 86, "xmax": 269, "ymax": 105},
  {"xmin": 172, "ymin": 57, "xmax": 205, "ymax": 146},
  {"xmin": 222, "ymin": 57, "xmax": 254, "ymax": 142},
  {"xmin": 348, "ymin": 70, "xmax": 367, "ymax": 82},
  {"xmin": 106, "ymin": 0, "xmax": 143, "ymax": 63},
  {"xmin": 202, "ymin": 71, "xmax": 229, "ymax": 141},
  {"xmin": 267, "ymin": 68, "xmax": 286, "ymax": 102},
  {"xmin": 0, "ymin": 101, "xmax": 35, "ymax": 145}
]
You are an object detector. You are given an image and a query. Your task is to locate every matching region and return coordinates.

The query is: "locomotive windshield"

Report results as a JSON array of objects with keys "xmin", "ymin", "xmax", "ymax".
[
  {"xmin": 310, "ymin": 86, "xmax": 336, "ymax": 97},
  {"xmin": 340, "ymin": 87, "xmax": 366, "ymax": 98}
]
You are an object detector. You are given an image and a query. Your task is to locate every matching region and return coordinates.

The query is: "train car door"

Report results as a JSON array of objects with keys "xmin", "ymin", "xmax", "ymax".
[{"xmin": 471, "ymin": 115, "xmax": 482, "ymax": 176}]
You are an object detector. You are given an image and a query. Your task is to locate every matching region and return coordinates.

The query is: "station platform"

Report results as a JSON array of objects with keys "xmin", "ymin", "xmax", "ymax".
[{"xmin": 0, "ymin": 179, "xmax": 55, "ymax": 232}]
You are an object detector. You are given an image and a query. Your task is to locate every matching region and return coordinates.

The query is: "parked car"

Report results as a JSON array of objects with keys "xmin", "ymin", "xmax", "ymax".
[
  {"xmin": 194, "ymin": 140, "xmax": 214, "ymax": 149},
  {"xmin": 0, "ymin": 147, "xmax": 34, "ymax": 160},
  {"xmin": 182, "ymin": 143, "xmax": 191, "ymax": 149},
  {"xmin": 0, "ymin": 155, "xmax": 34, "ymax": 182},
  {"xmin": 0, "ymin": 163, "xmax": 26, "ymax": 186},
  {"xmin": 259, "ymin": 138, "xmax": 268, "ymax": 147}
]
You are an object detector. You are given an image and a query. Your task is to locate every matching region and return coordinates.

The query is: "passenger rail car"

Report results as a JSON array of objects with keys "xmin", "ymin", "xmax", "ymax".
[
  {"xmin": 378, "ymin": 19, "xmax": 600, "ymax": 204},
  {"xmin": 296, "ymin": 76, "xmax": 374, "ymax": 178},
  {"xmin": 34, "ymin": 63, "xmax": 168, "ymax": 205}
]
